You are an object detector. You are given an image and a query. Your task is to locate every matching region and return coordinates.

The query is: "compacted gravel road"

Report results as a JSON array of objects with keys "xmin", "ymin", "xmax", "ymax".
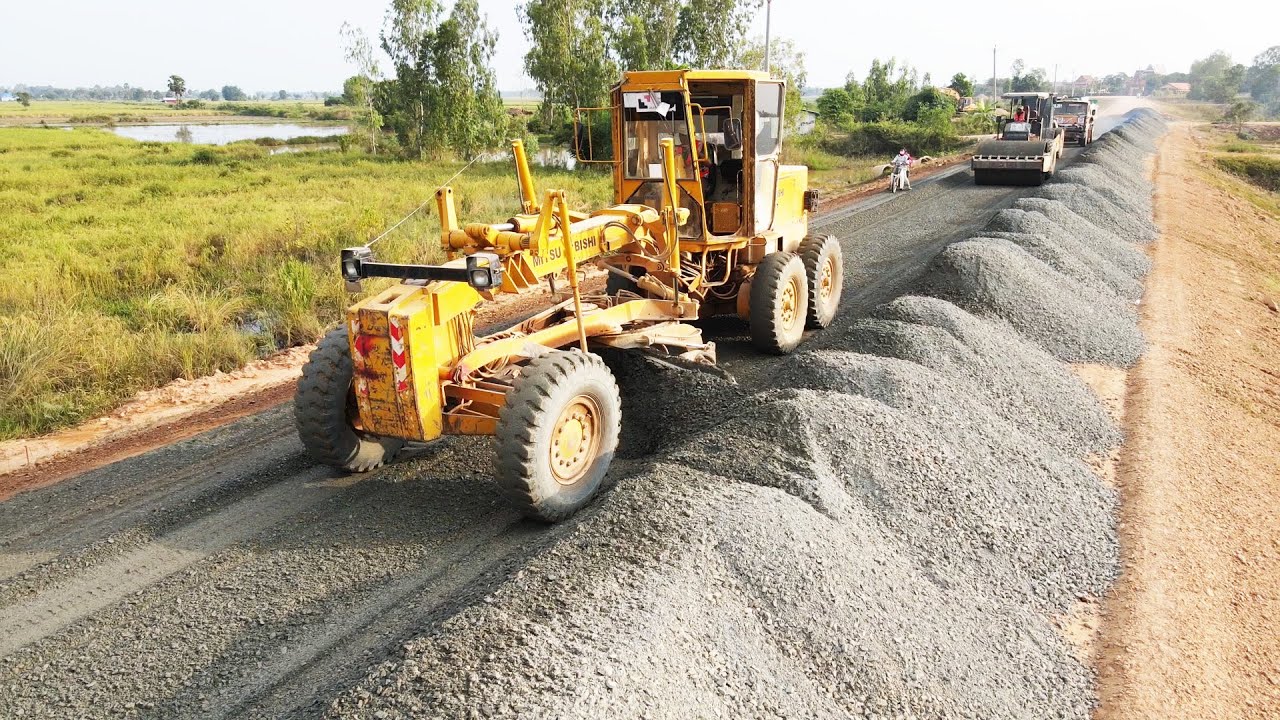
[{"xmin": 0, "ymin": 100, "xmax": 1150, "ymax": 719}]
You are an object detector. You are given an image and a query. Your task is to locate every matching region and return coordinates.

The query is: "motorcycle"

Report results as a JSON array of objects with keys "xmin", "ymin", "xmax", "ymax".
[{"xmin": 889, "ymin": 163, "xmax": 909, "ymax": 193}]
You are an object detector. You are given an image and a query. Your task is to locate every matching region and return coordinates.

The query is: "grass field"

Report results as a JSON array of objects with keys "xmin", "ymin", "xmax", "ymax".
[
  {"xmin": 1203, "ymin": 124, "xmax": 1280, "ymax": 204},
  {"xmin": 0, "ymin": 127, "xmax": 610, "ymax": 438},
  {"xmin": 0, "ymin": 100, "xmax": 351, "ymax": 126}
]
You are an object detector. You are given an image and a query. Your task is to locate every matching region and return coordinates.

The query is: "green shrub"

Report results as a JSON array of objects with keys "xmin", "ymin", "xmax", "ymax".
[
  {"xmin": 955, "ymin": 113, "xmax": 997, "ymax": 135},
  {"xmin": 826, "ymin": 120, "xmax": 966, "ymax": 157},
  {"xmin": 190, "ymin": 148, "xmax": 219, "ymax": 165},
  {"xmin": 1214, "ymin": 155, "xmax": 1280, "ymax": 192}
]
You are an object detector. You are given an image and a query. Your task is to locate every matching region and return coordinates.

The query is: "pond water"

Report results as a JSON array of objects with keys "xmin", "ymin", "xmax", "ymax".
[
  {"xmin": 478, "ymin": 147, "xmax": 578, "ymax": 170},
  {"xmin": 109, "ymin": 123, "xmax": 349, "ymax": 145}
]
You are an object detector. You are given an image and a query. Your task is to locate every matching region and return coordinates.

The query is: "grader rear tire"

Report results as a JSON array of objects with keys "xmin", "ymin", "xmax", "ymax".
[
  {"xmin": 496, "ymin": 351, "xmax": 622, "ymax": 522},
  {"xmin": 798, "ymin": 235, "xmax": 843, "ymax": 329},
  {"xmin": 749, "ymin": 251, "xmax": 809, "ymax": 355},
  {"xmin": 294, "ymin": 325, "xmax": 404, "ymax": 472}
]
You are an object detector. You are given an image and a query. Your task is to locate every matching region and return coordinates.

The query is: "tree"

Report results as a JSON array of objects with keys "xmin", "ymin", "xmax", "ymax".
[
  {"xmin": 276, "ymin": 90, "xmax": 289, "ymax": 100},
  {"xmin": 521, "ymin": 0, "xmax": 616, "ymax": 121},
  {"xmin": 16, "ymin": 91, "xmax": 31, "ymax": 107},
  {"xmin": 861, "ymin": 58, "xmax": 917, "ymax": 121},
  {"xmin": 1246, "ymin": 46, "xmax": 1280, "ymax": 114},
  {"xmin": 903, "ymin": 86, "xmax": 956, "ymax": 123},
  {"xmin": 378, "ymin": 0, "xmax": 506, "ymax": 159},
  {"xmin": 341, "ymin": 25, "xmax": 384, "ymax": 154},
  {"xmin": 948, "ymin": 73, "xmax": 974, "ymax": 98},
  {"xmin": 198, "ymin": 89, "xmax": 221, "ymax": 101},
  {"xmin": 1102, "ymin": 73, "xmax": 1129, "ymax": 95},
  {"xmin": 167, "ymin": 75, "xmax": 186, "ymax": 99},
  {"xmin": 221, "ymin": 85, "xmax": 246, "ymax": 101},
  {"xmin": 1009, "ymin": 60, "xmax": 1048, "ymax": 92},
  {"xmin": 1190, "ymin": 51, "xmax": 1243, "ymax": 103},
  {"xmin": 737, "ymin": 36, "xmax": 806, "ymax": 130},
  {"xmin": 817, "ymin": 87, "xmax": 857, "ymax": 126},
  {"xmin": 1223, "ymin": 99, "xmax": 1258, "ymax": 132},
  {"xmin": 609, "ymin": 0, "xmax": 681, "ymax": 71},
  {"xmin": 674, "ymin": 0, "xmax": 762, "ymax": 68}
]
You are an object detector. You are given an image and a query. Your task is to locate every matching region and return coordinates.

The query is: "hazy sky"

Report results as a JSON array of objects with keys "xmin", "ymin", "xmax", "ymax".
[{"xmin": 2, "ymin": 1, "xmax": 1275, "ymax": 92}]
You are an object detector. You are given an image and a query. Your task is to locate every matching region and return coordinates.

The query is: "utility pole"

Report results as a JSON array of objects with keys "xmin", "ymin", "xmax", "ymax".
[
  {"xmin": 763, "ymin": 0, "xmax": 773, "ymax": 74},
  {"xmin": 992, "ymin": 45, "xmax": 998, "ymax": 101},
  {"xmin": 1053, "ymin": 64, "xmax": 1058, "ymax": 95}
]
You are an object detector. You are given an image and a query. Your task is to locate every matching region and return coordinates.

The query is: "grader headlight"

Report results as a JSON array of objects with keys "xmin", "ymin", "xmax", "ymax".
[{"xmin": 465, "ymin": 252, "xmax": 503, "ymax": 290}]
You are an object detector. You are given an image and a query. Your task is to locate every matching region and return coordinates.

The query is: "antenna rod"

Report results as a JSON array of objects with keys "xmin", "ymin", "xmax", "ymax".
[{"xmin": 763, "ymin": 0, "xmax": 772, "ymax": 73}]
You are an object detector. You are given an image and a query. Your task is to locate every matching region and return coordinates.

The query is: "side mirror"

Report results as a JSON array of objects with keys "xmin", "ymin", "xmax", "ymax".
[{"xmin": 723, "ymin": 118, "xmax": 743, "ymax": 151}]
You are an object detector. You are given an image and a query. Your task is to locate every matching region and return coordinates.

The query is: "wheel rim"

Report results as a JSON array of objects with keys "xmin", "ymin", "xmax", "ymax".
[
  {"xmin": 819, "ymin": 255, "xmax": 837, "ymax": 303},
  {"xmin": 550, "ymin": 395, "xmax": 602, "ymax": 486},
  {"xmin": 780, "ymin": 275, "xmax": 801, "ymax": 327}
]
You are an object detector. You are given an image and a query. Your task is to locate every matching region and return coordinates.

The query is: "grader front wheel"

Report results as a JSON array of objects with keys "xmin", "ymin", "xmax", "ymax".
[
  {"xmin": 496, "ymin": 351, "xmax": 622, "ymax": 522},
  {"xmin": 294, "ymin": 325, "xmax": 404, "ymax": 472},
  {"xmin": 749, "ymin": 251, "xmax": 809, "ymax": 355}
]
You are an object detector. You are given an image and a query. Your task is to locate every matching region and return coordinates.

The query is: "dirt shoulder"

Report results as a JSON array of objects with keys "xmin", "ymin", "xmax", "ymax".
[{"xmin": 1095, "ymin": 123, "xmax": 1280, "ymax": 718}]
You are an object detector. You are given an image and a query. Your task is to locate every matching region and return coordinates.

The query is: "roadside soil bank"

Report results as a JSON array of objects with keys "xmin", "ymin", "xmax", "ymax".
[{"xmin": 1095, "ymin": 123, "xmax": 1280, "ymax": 718}]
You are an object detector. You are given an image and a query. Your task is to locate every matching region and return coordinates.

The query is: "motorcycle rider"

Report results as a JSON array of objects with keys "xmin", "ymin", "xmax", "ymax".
[{"xmin": 890, "ymin": 148, "xmax": 913, "ymax": 190}]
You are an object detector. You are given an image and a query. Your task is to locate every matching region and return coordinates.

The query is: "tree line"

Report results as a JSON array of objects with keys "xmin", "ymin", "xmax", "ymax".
[{"xmin": 339, "ymin": 0, "xmax": 773, "ymax": 160}]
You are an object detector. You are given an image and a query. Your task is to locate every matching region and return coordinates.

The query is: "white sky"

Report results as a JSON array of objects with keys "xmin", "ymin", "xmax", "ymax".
[{"xmin": 1, "ymin": 0, "xmax": 1275, "ymax": 93}]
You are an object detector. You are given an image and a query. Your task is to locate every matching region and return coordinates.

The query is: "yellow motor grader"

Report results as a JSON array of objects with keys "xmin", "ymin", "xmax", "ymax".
[{"xmin": 295, "ymin": 69, "xmax": 843, "ymax": 521}]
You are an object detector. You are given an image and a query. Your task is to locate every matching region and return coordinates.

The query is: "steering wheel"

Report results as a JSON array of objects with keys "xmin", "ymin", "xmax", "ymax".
[{"xmin": 700, "ymin": 160, "xmax": 718, "ymax": 197}]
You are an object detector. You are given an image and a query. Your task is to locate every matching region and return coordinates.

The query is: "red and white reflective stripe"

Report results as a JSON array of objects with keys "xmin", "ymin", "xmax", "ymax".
[
  {"xmin": 349, "ymin": 317, "xmax": 370, "ymax": 398},
  {"xmin": 389, "ymin": 318, "xmax": 409, "ymax": 393}
]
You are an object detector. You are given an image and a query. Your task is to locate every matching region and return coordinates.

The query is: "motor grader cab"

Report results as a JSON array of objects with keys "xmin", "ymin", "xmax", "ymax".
[
  {"xmin": 971, "ymin": 91, "xmax": 1065, "ymax": 185},
  {"xmin": 294, "ymin": 69, "xmax": 843, "ymax": 522},
  {"xmin": 1053, "ymin": 96, "xmax": 1096, "ymax": 146}
]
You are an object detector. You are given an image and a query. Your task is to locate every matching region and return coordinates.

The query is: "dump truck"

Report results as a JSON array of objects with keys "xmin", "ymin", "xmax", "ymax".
[
  {"xmin": 1053, "ymin": 96, "xmax": 1096, "ymax": 146},
  {"xmin": 971, "ymin": 91, "xmax": 1065, "ymax": 185},
  {"xmin": 294, "ymin": 69, "xmax": 842, "ymax": 522}
]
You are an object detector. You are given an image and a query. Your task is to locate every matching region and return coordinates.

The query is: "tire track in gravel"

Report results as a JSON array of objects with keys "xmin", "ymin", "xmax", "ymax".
[
  {"xmin": 0, "ymin": 465, "xmax": 336, "ymax": 658},
  {"xmin": 193, "ymin": 520, "xmax": 539, "ymax": 719}
]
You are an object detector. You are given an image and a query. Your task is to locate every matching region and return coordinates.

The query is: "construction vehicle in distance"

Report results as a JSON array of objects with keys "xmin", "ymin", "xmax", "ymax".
[
  {"xmin": 971, "ymin": 91, "xmax": 1065, "ymax": 186},
  {"xmin": 294, "ymin": 69, "xmax": 843, "ymax": 522},
  {"xmin": 1053, "ymin": 96, "xmax": 1096, "ymax": 146}
]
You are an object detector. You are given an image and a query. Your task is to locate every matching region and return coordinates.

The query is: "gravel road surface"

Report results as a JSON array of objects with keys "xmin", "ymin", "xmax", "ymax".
[{"xmin": 0, "ymin": 100, "xmax": 1162, "ymax": 719}]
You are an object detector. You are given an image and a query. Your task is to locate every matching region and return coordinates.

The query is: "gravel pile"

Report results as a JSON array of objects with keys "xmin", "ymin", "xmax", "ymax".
[
  {"xmin": 1033, "ymin": 183, "xmax": 1157, "ymax": 244},
  {"xmin": 980, "ymin": 208, "xmax": 1144, "ymax": 300},
  {"xmin": 330, "ymin": 463, "xmax": 1097, "ymax": 720},
  {"xmin": 818, "ymin": 296, "xmax": 1120, "ymax": 457},
  {"xmin": 1011, "ymin": 198, "xmax": 1152, "ymax": 279},
  {"xmin": 919, "ymin": 238, "xmax": 1145, "ymax": 365}
]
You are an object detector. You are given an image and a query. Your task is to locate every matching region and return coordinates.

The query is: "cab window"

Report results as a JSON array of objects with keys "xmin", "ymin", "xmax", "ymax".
[
  {"xmin": 621, "ymin": 90, "xmax": 693, "ymax": 180},
  {"xmin": 755, "ymin": 81, "xmax": 783, "ymax": 157}
]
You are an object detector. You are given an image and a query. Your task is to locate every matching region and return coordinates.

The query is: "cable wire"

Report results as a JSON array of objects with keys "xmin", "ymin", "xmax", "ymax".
[{"xmin": 364, "ymin": 155, "xmax": 484, "ymax": 248}]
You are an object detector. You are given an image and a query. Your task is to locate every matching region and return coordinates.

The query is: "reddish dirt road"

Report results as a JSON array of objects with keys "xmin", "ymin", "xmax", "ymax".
[{"xmin": 1095, "ymin": 123, "xmax": 1280, "ymax": 718}]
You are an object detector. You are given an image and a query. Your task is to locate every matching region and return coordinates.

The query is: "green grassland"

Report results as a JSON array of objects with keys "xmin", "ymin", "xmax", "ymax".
[
  {"xmin": 1204, "ymin": 124, "xmax": 1280, "ymax": 207},
  {"xmin": 0, "ymin": 127, "xmax": 610, "ymax": 438}
]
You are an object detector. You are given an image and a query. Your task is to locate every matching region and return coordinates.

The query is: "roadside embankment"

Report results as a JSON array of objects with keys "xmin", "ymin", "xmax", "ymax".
[{"xmin": 1094, "ymin": 122, "xmax": 1280, "ymax": 720}]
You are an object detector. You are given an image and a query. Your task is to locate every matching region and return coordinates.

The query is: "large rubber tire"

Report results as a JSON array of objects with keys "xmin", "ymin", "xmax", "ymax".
[
  {"xmin": 496, "ymin": 351, "xmax": 622, "ymax": 523},
  {"xmin": 749, "ymin": 252, "xmax": 809, "ymax": 355},
  {"xmin": 798, "ymin": 235, "xmax": 843, "ymax": 329},
  {"xmin": 295, "ymin": 325, "xmax": 404, "ymax": 472}
]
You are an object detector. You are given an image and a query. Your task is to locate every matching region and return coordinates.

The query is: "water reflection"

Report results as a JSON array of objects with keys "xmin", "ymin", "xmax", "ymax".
[{"xmin": 110, "ymin": 123, "xmax": 349, "ymax": 145}]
